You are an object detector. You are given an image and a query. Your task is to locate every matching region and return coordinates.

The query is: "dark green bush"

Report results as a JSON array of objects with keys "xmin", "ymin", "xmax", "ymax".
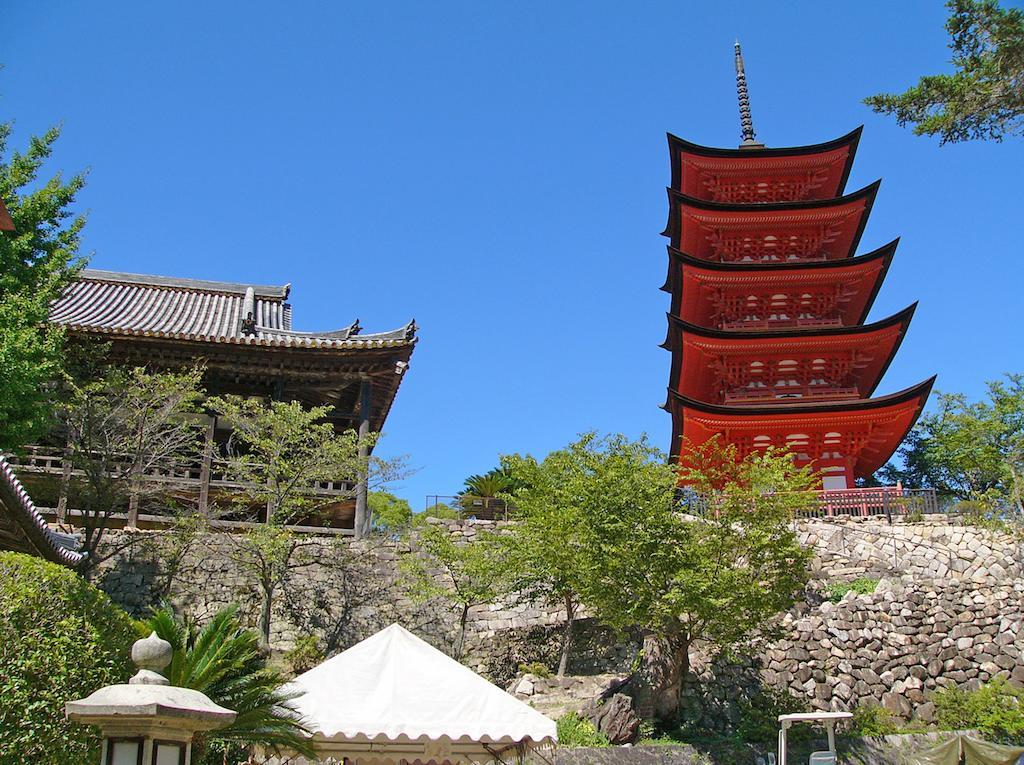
[
  {"xmin": 0, "ymin": 552, "xmax": 136, "ymax": 765},
  {"xmin": 556, "ymin": 712, "xmax": 610, "ymax": 747},
  {"xmin": 933, "ymin": 678, "xmax": 1024, "ymax": 741}
]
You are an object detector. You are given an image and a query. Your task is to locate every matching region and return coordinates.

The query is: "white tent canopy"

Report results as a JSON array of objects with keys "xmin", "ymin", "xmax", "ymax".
[{"xmin": 267, "ymin": 623, "xmax": 557, "ymax": 765}]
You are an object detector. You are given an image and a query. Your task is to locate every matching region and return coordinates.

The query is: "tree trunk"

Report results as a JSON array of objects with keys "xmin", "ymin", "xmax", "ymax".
[
  {"xmin": 627, "ymin": 631, "xmax": 690, "ymax": 722},
  {"xmin": 558, "ymin": 593, "xmax": 576, "ymax": 677},
  {"xmin": 454, "ymin": 603, "xmax": 469, "ymax": 661},
  {"xmin": 260, "ymin": 580, "xmax": 274, "ymax": 650}
]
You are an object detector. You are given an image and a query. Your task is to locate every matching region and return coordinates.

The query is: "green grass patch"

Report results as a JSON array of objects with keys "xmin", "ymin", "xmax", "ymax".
[
  {"xmin": 827, "ymin": 577, "xmax": 880, "ymax": 602},
  {"xmin": 556, "ymin": 712, "xmax": 610, "ymax": 747}
]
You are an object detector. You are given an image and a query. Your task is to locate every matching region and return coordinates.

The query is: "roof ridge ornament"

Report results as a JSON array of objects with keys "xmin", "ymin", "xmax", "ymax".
[
  {"xmin": 240, "ymin": 286, "xmax": 257, "ymax": 336},
  {"xmin": 734, "ymin": 40, "xmax": 765, "ymax": 150}
]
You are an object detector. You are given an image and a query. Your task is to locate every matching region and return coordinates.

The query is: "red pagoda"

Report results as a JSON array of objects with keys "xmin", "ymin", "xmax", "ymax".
[{"xmin": 662, "ymin": 44, "xmax": 933, "ymax": 490}]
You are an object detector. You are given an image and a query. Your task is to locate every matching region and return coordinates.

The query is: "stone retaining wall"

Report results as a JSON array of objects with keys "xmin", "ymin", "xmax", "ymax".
[
  {"xmin": 96, "ymin": 514, "xmax": 1024, "ymax": 726},
  {"xmin": 801, "ymin": 515, "xmax": 1022, "ymax": 584}
]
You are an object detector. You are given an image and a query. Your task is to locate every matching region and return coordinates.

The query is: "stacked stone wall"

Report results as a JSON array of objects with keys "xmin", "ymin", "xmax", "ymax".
[{"xmin": 96, "ymin": 514, "xmax": 1024, "ymax": 725}]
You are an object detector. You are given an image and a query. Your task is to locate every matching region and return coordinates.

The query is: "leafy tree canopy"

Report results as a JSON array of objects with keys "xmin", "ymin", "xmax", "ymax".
[
  {"xmin": 879, "ymin": 374, "xmax": 1024, "ymax": 509},
  {"xmin": 865, "ymin": 0, "xmax": 1024, "ymax": 143},
  {"xmin": 501, "ymin": 433, "xmax": 623, "ymax": 675},
  {"xmin": 208, "ymin": 396, "xmax": 383, "ymax": 525},
  {"xmin": 555, "ymin": 435, "xmax": 814, "ymax": 721},
  {"xmin": 369, "ymin": 490, "xmax": 413, "ymax": 531},
  {"xmin": 0, "ymin": 120, "xmax": 86, "ymax": 448},
  {"xmin": 401, "ymin": 522, "xmax": 510, "ymax": 659},
  {"xmin": 57, "ymin": 365, "xmax": 205, "ymax": 568}
]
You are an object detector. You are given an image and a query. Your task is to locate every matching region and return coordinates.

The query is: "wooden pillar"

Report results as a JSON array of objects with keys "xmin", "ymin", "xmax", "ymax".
[
  {"xmin": 198, "ymin": 415, "xmax": 216, "ymax": 517},
  {"xmin": 354, "ymin": 379, "xmax": 373, "ymax": 539},
  {"xmin": 57, "ymin": 446, "xmax": 73, "ymax": 525}
]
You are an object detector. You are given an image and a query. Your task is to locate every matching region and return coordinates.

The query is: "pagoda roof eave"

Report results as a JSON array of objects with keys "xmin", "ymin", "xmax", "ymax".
[
  {"xmin": 663, "ymin": 178, "xmax": 880, "ymax": 219},
  {"xmin": 660, "ymin": 240, "xmax": 898, "ymax": 326},
  {"xmin": 661, "ymin": 181, "xmax": 880, "ymax": 262},
  {"xmin": 668, "ymin": 127, "xmax": 863, "ymax": 200},
  {"xmin": 667, "ymin": 126, "xmax": 863, "ymax": 162},
  {"xmin": 666, "ymin": 378, "xmax": 934, "ymax": 478},
  {"xmin": 663, "ymin": 302, "xmax": 916, "ymax": 345},
  {"xmin": 663, "ymin": 305, "xmax": 917, "ymax": 400},
  {"xmin": 664, "ymin": 376, "xmax": 935, "ymax": 416},
  {"xmin": 662, "ymin": 237, "xmax": 898, "ymax": 278}
]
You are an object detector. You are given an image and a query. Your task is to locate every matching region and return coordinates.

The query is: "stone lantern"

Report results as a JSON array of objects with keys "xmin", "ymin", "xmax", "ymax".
[{"xmin": 67, "ymin": 631, "xmax": 236, "ymax": 765}]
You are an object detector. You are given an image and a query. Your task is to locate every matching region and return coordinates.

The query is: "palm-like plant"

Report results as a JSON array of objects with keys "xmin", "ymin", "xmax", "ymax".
[
  {"xmin": 144, "ymin": 604, "xmax": 316, "ymax": 764},
  {"xmin": 461, "ymin": 469, "xmax": 515, "ymax": 498}
]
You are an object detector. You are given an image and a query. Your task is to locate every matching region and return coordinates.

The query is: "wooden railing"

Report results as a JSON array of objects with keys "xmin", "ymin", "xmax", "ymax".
[
  {"xmin": 4, "ymin": 445, "xmax": 356, "ymax": 523},
  {"xmin": 720, "ymin": 317, "xmax": 845, "ymax": 330},
  {"xmin": 724, "ymin": 385, "xmax": 860, "ymax": 403}
]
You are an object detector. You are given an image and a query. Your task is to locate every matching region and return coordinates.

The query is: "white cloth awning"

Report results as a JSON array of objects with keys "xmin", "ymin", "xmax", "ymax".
[{"xmin": 282, "ymin": 623, "xmax": 556, "ymax": 762}]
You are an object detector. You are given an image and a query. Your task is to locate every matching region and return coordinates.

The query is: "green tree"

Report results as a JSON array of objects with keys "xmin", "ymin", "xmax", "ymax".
[
  {"xmin": 209, "ymin": 397, "xmax": 372, "ymax": 525},
  {"xmin": 144, "ymin": 603, "xmax": 315, "ymax": 765},
  {"xmin": 207, "ymin": 397, "xmax": 402, "ymax": 647},
  {"xmin": 568, "ymin": 435, "xmax": 814, "ymax": 721},
  {"xmin": 57, "ymin": 366, "xmax": 206, "ymax": 570},
  {"xmin": 401, "ymin": 523, "xmax": 509, "ymax": 660},
  {"xmin": 501, "ymin": 434, "xmax": 608, "ymax": 676},
  {"xmin": 0, "ymin": 122, "xmax": 86, "ymax": 449},
  {"xmin": 0, "ymin": 552, "xmax": 136, "ymax": 765},
  {"xmin": 879, "ymin": 374, "xmax": 1024, "ymax": 510},
  {"xmin": 369, "ymin": 490, "xmax": 413, "ymax": 531},
  {"xmin": 865, "ymin": 0, "xmax": 1024, "ymax": 143}
]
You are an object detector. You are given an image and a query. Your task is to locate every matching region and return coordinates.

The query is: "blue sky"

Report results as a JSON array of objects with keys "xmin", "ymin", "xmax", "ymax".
[{"xmin": 5, "ymin": 2, "xmax": 1022, "ymax": 507}]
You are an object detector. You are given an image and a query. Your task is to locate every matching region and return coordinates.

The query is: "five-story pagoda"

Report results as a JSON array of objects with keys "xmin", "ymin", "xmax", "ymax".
[{"xmin": 662, "ymin": 44, "xmax": 933, "ymax": 490}]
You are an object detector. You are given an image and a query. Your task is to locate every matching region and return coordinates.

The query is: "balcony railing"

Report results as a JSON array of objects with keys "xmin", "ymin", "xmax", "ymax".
[
  {"xmin": 724, "ymin": 385, "xmax": 860, "ymax": 403},
  {"xmin": 720, "ymin": 317, "xmax": 845, "ymax": 330},
  {"xmin": 4, "ymin": 445, "xmax": 356, "ymax": 529},
  {"xmin": 680, "ymin": 485, "xmax": 940, "ymax": 521}
]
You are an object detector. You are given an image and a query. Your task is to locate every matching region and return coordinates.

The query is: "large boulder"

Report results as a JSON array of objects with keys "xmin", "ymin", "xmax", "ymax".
[{"xmin": 584, "ymin": 692, "xmax": 641, "ymax": 745}]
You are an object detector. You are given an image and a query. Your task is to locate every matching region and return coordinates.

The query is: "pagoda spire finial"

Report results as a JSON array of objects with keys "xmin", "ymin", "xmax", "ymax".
[{"xmin": 734, "ymin": 40, "xmax": 765, "ymax": 149}]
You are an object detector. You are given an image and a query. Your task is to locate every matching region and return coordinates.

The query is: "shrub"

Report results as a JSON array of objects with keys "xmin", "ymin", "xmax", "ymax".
[
  {"xmin": 737, "ymin": 687, "xmax": 810, "ymax": 745},
  {"xmin": 0, "ymin": 552, "xmax": 136, "ymax": 765},
  {"xmin": 933, "ymin": 677, "xmax": 1024, "ymax": 741},
  {"xmin": 518, "ymin": 661, "xmax": 552, "ymax": 679},
  {"xmin": 827, "ymin": 577, "xmax": 880, "ymax": 603},
  {"xmin": 557, "ymin": 712, "xmax": 610, "ymax": 747},
  {"xmin": 849, "ymin": 703, "xmax": 900, "ymax": 736},
  {"xmin": 285, "ymin": 634, "xmax": 325, "ymax": 676}
]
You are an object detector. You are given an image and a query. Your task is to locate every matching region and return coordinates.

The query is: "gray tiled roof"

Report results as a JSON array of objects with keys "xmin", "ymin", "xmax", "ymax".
[
  {"xmin": 50, "ymin": 269, "xmax": 416, "ymax": 349},
  {"xmin": 0, "ymin": 456, "xmax": 85, "ymax": 567}
]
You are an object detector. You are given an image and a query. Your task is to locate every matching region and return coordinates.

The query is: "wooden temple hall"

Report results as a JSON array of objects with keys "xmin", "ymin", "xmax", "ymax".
[
  {"xmin": 8, "ymin": 267, "xmax": 417, "ymax": 536},
  {"xmin": 662, "ymin": 44, "xmax": 934, "ymax": 496}
]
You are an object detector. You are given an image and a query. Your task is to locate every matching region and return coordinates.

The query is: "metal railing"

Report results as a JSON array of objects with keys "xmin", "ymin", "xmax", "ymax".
[
  {"xmin": 425, "ymin": 494, "xmax": 513, "ymax": 521},
  {"xmin": 679, "ymin": 485, "xmax": 940, "ymax": 522}
]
